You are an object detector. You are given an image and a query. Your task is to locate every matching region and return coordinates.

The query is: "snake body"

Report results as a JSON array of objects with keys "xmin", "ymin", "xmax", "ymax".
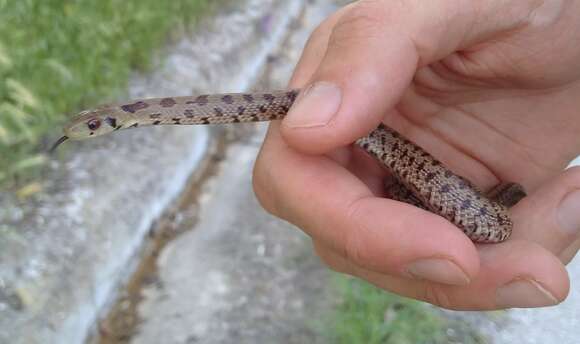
[{"xmin": 55, "ymin": 89, "xmax": 525, "ymax": 243}]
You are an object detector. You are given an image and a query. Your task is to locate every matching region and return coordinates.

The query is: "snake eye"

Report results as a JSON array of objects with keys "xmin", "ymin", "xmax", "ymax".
[{"xmin": 87, "ymin": 118, "xmax": 101, "ymax": 131}]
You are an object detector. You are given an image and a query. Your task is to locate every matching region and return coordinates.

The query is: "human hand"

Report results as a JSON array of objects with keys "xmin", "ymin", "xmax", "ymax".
[{"xmin": 253, "ymin": 0, "xmax": 580, "ymax": 310}]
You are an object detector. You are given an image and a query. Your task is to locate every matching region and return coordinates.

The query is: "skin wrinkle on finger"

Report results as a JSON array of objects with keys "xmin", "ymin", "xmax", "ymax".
[
  {"xmin": 352, "ymin": 0, "xmax": 541, "ymax": 67},
  {"xmin": 409, "ymin": 68, "xmax": 580, "ymax": 190},
  {"xmin": 527, "ymin": 1, "xmax": 566, "ymax": 27},
  {"xmin": 422, "ymin": 281, "xmax": 455, "ymax": 309},
  {"xmin": 438, "ymin": 53, "xmax": 512, "ymax": 89},
  {"xmin": 429, "ymin": 62, "xmax": 579, "ymax": 135},
  {"xmin": 313, "ymin": 240, "xmax": 353, "ymax": 274},
  {"xmin": 384, "ymin": 105, "xmax": 516, "ymax": 196},
  {"xmin": 457, "ymin": 2, "xmax": 580, "ymax": 88},
  {"xmin": 395, "ymin": 103, "xmax": 505, "ymax": 191},
  {"xmin": 327, "ymin": 1, "xmax": 400, "ymax": 53},
  {"xmin": 432, "ymin": 105, "xmax": 529, "ymax": 187},
  {"xmin": 343, "ymin": 0, "xmax": 446, "ymax": 65},
  {"xmin": 454, "ymin": 104, "xmax": 559, "ymax": 176},
  {"xmin": 342, "ymin": 196, "xmax": 478, "ymax": 278},
  {"xmin": 496, "ymin": 277, "xmax": 559, "ymax": 308},
  {"xmin": 342, "ymin": 195, "xmax": 396, "ymax": 269}
]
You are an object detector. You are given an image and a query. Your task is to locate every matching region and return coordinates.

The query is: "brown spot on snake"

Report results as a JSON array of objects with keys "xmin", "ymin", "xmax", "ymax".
[
  {"xmin": 263, "ymin": 93, "xmax": 275, "ymax": 102},
  {"xmin": 287, "ymin": 90, "xmax": 299, "ymax": 101},
  {"xmin": 425, "ymin": 172, "xmax": 436, "ymax": 182},
  {"xmin": 160, "ymin": 98, "xmax": 177, "ymax": 108},
  {"xmin": 461, "ymin": 199, "xmax": 472, "ymax": 210},
  {"xmin": 187, "ymin": 95, "xmax": 209, "ymax": 106},
  {"xmin": 222, "ymin": 95, "xmax": 234, "ymax": 104},
  {"xmin": 121, "ymin": 101, "xmax": 149, "ymax": 113}
]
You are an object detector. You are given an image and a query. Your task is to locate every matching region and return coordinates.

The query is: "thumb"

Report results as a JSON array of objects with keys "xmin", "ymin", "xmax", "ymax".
[
  {"xmin": 281, "ymin": 0, "xmax": 530, "ymax": 153},
  {"xmin": 511, "ymin": 166, "xmax": 580, "ymax": 263}
]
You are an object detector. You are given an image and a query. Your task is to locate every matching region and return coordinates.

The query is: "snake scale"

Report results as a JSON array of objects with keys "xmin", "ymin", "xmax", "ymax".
[{"xmin": 53, "ymin": 89, "xmax": 525, "ymax": 243}]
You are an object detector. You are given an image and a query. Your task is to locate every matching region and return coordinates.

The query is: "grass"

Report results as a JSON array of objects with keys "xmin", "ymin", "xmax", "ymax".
[
  {"xmin": 323, "ymin": 274, "xmax": 454, "ymax": 344},
  {"xmin": 0, "ymin": 0, "xmax": 213, "ymax": 187}
]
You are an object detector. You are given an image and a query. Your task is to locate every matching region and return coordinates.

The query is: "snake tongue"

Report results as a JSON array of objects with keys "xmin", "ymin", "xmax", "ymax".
[{"xmin": 49, "ymin": 136, "xmax": 69, "ymax": 153}]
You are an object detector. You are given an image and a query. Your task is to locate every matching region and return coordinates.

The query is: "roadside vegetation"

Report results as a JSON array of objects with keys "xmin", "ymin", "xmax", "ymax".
[
  {"xmin": 0, "ymin": 0, "xmax": 212, "ymax": 187},
  {"xmin": 324, "ymin": 275, "xmax": 486, "ymax": 344}
]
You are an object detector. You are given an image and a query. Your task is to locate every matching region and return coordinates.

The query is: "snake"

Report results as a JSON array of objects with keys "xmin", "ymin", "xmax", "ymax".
[{"xmin": 52, "ymin": 89, "xmax": 526, "ymax": 243}]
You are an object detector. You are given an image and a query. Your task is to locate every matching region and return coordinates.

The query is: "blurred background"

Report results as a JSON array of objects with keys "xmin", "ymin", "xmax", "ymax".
[
  {"xmin": 0, "ymin": 1, "xmax": 577, "ymax": 343},
  {"xmin": 0, "ymin": 0, "xmax": 213, "ymax": 185}
]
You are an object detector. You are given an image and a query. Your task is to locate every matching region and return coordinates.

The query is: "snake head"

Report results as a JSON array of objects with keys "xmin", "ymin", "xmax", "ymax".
[
  {"xmin": 63, "ymin": 108, "xmax": 122, "ymax": 140},
  {"xmin": 50, "ymin": 108, "xmax": 122, "ymax": 152}
]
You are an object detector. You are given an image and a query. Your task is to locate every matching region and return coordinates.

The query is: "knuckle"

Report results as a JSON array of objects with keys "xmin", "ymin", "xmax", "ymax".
[
  {"xmin": 314, "ymin": 242, "xmax": 352, "ymax": 274},
  {"xmin": 343, "ymin": 234, "xmax": 365, "ymax": 268},
  {"xmin": 342, "ymin": 198, "xmax": 374, "ymax": 267},
  {"xmin": 310, "ymin": 9, "xmax": 339, "ymax": 39},
  {"xmin": 421, "ymin": 282, "xmax": 455, "ymax": 309},
  {"xmin": 330, "ymin": 0, "xmax": 391, "ymax": 47}
]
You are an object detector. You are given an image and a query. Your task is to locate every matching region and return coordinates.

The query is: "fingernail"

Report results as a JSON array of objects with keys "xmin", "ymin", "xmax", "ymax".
[
  {"xmin": 406, "ymin": 258, "xmax": 471, "ymax": 285},
  {"xmin": 558, "ymin": 190, "xmax": 580, "ymax": 235},
  {"xmin": 285, "ymin": 81, "xmax": 342, "ymax": 128},
  {"xmin": 496, "ymin": 278, "xmax": 559, "ymax": 308}
]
